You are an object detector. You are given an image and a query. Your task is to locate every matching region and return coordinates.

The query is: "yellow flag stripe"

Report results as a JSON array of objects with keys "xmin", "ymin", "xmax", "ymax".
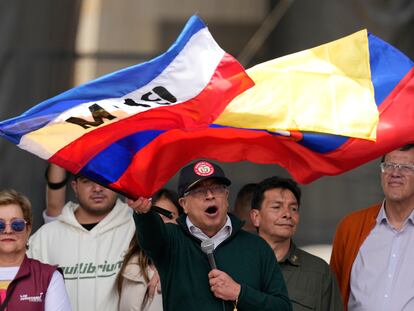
[{"xmin": 216, "ymin": 29, "xmax": 378, "ymax": 140}]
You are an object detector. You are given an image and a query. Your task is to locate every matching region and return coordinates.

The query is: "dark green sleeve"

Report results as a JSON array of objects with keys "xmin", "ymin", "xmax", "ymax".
[
  {"xmin": 133, "ymin": 210, "xmax": 168, "ymax": 262},
  {"xmin": 237, "ymin": 246, "xmax": 292, "ymax": 311},
  {"xmin": 322, "ymin": 266, "xmax": 345, "ymax": 311}
]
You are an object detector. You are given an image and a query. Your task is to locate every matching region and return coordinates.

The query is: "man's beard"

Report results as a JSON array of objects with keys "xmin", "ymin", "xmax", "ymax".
[{"xmin": 78, "ymin": 198, "xmax": 116, "ymax": 216}]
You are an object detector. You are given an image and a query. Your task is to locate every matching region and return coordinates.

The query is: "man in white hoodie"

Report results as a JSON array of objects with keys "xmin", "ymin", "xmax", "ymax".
[{"xmin": 28, "ymin": 164, "xmax": 135, "ymax": 311}]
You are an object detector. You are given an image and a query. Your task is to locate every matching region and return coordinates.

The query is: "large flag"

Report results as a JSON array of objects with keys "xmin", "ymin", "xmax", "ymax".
[
  {"xmin": 1, "ymin": 22, "xmax": 413, "ymax": 197},
  {"xmin": 90, "ymin": 29, "xmax": 413, "ymax": 195},
  {"xmin": 0, "ymin": 15, "xmax": 253, "ymax": 198}
]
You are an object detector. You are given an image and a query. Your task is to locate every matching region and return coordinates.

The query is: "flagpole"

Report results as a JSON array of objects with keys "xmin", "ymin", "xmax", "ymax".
[
  {"xmin": 71, "ymin": 170, "xmax": 174, "ymax": 219},
  {"xmin": 238, "ymin": 0, "xmax": 294, "ymax": 66}
]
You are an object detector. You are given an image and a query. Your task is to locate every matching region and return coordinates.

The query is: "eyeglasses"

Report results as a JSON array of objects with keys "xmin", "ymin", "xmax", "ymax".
[
  {"xmin": 380, "ymin": 162, "xmax": 414, "ymax": 174},
  {"xmin": 184, "ymin": 184, "xmax": 227, "ymax": 198},
  {"xmin": 0, "ymin": 219, "xmax": 27, "ymax": 233}
]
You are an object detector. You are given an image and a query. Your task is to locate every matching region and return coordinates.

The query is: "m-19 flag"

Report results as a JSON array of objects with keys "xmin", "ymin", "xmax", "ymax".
[
  {"xmin": 1, "ymin": 25, "xmax": 414, "ymax": 197},
  {"xmin": 83, "ymin": 29, "xmax": 413, "ymax": 192},
  {"xmin": 0, "ymin": 15, "xmax": 253, "ymax": 198}
]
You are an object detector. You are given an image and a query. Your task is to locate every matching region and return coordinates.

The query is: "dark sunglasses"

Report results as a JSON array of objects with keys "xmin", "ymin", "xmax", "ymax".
[{"xmin": 0, "ymin": 219, "xmax": 27, "ymax": 233}]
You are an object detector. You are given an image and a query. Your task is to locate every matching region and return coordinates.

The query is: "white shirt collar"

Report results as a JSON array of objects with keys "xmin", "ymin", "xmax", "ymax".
[
  {"xmin": 378, "ymin": 200, "xmax": 414, "ymax": 226},
  {"xmin": 186, "ymin": 215, "xmax": 232, "ymax": 249}
]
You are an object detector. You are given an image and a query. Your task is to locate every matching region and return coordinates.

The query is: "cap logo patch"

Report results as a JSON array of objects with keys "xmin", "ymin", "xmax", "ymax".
[{"xmin": 194, "ymin": 161, "xmax": 214, "ymax": 176}]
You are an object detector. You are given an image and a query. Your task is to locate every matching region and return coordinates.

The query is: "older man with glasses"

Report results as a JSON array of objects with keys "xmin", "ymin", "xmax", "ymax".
[
  {"xmin": 128, "ymin": 160, "xmax": 291, "ymax": 311},
  {"xmin": 331, "ymin": 144, "xmax": 414, "ymax": 311}
]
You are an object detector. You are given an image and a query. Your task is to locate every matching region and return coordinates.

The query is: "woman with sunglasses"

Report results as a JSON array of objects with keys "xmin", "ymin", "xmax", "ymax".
[{"xmin": 0, "ymin": 189, "xmax": 71, "ymax": 310}]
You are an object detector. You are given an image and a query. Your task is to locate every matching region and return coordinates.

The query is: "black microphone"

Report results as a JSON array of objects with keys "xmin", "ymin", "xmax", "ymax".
[
  {"xmin": 201, "ymin": 239, "xmax": 217, "ymax": 269},
  {"xmin": 201, "ymin": 239, "xmax": 226, "ymax": 311}
]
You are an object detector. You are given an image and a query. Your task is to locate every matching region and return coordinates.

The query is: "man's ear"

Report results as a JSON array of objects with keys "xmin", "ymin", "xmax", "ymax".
[
  {"xmin": 178, "ymin": 197, "xmax": 188, "ymax": 214},
  {"xmin": 250, "ymin": 209, "xmax": 260, "ymax": 228},
  {"xmin": 224, "ymin": 188, "xmax": 229, "ymax": 199},
  {"xmin": 71, "ymin": 180, "xmax": 78, "ymax": 197}
]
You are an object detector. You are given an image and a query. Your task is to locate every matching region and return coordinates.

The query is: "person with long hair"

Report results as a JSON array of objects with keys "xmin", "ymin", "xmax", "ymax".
[{"xmin": 118, "ymin": 188, "xmax": 183, "ymax": 311}]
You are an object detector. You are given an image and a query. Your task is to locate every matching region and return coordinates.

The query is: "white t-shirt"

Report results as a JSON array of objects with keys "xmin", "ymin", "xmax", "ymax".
[{"xmin": 0, "ymin": 266, "xmax": 71, "ymax": 310}]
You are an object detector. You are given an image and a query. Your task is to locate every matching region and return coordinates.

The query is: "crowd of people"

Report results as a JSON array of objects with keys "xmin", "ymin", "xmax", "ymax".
[{"xmin": 1, "ymin": 144, "xmax": 413, "ymax": 310}]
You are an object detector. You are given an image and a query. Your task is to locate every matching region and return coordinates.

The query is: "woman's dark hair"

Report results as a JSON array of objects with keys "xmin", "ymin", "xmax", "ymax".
[
  {"xmin": 152, "ymin": 188, "xmax": 183, "ymax": 216},
  {"xmin": 116, "ymin": 234, "xmax": 151, "ymax": 310}
]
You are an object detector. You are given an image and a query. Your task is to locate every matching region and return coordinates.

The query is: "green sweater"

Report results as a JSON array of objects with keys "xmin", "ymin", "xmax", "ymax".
[{"xmin": 134, "ymin": 211, "xmax": 292, "ymax": 311}]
